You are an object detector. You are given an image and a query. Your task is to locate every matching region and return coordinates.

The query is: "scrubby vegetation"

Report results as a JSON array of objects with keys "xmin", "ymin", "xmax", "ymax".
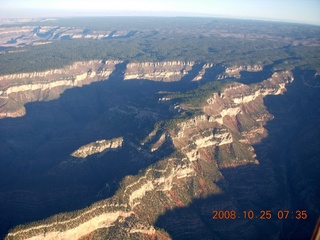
[
  {"xmin": 1, "ymin": 17, "xmax": 319, "ymax": 75},
  {"xmin": 2, "ymin": 17, "xmax": 319, "ymax": 239},
  {"xmin": 167, "ymin": 80, "xmax": 227, "ymax": 107}
]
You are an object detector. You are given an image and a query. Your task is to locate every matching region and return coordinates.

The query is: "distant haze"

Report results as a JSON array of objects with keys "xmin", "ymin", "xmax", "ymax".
[{"xmin": 1, "ymin": 0, "xmax": 320, "ymax": 25}]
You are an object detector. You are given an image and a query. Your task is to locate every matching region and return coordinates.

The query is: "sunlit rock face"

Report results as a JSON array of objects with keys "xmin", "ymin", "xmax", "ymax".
[
  {"xmin": 0, "ymin": 60, "xmax": 196, "ymax": 118},
  {"xmin": 0, "ymin": 60, "xmax": 121, "ymax": 118},
  {"xmin": 5, "ymin": 68, "xmax": 300, "ymax": 240},
  {"xmin": 192, "ymin": 63, "xmax": 214, "ymax": 81},
  {"xmin": 1, "ymin": 16, "xmax": 319, "ymax": 240},
  {"xmin": 71, "ymin": 138, "xmax": 123, "ymax": 158},
  {"xmin": 224, "ymin": 64, "xmax": 263, "ymax": 78},
  {"xmin": 124, "ymin": 61, "xmax": 195, "ymax": 81}
]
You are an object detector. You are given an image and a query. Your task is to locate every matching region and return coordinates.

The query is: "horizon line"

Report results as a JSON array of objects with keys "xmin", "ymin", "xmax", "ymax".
[{"xmin": 1, "ymin": 12, "xmax": 320, "ymax": 27}]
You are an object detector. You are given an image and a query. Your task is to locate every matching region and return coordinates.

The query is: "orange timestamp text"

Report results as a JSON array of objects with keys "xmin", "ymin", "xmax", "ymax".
[{"xmin": 212, "ymin": 210, "xmax": 308, "ymax": 220}]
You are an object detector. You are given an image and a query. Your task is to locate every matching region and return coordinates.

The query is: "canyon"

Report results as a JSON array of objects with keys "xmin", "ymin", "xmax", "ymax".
[
  {"xmin": 0, "ymin": 60, "xmax": 120, "ymax": 118},
  {"xmin": 0, "ymin": 17, "xmax": 319, "ymax": 240},
  {"xmin": 0, "ymin": 60, "xmax": 275, "ymax": 119},
  {"xmin": 0, "ymin": 60, "xmax": 199, "ymax": 118},
  {"xmin": 1, "ymin": 59, "xmax": 318, "ymax": 239},
  {"xmin": 0, "ymin": 24, "xmax": 136, "ymax": 49}
]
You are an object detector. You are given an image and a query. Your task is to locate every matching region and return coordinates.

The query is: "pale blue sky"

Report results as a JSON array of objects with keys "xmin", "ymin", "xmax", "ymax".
[{"xmin": 1, "ymin": 0, "xmax": 320, "ymax": 25}]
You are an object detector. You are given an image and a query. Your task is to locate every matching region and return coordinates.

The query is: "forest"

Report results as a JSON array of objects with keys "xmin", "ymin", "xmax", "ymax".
[{"xmin": 0, "ymin": 17, "xmax": 319, "ymax": 75}]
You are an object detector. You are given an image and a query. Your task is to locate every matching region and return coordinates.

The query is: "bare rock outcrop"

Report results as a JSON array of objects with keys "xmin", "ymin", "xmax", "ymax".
[
  {"xmin": 71, "ymin": 137, "xmax": 123, "ymax": 158},
  {"xmin": 5, "ymin": 68, "xmax": 295, "ymax": 240},
  {"xmin": 192, "ymin": 63, "xmax": 214, "ymax": 81},
  {"xmin": 0, "ymin": 60, "xmax": 197, "ymax": 118},
  {"xmin": 0, "ymin": 25, "xmax": 132, "ymax": 49},
  {"xmin": 218, "ymin": 64, "xmax": 263, "ymax": 79},
  {"xmin": 124, "ymin": 61, "xmax": 194, "ymax": 81},
  {"xmin": 0, "ymin": 60, "xmax": 121, "ymax": 118}
]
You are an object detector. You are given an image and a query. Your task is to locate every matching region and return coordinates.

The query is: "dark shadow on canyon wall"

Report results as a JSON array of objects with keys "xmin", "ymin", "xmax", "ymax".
[
  {"xmin": 155, "ymin": 68, "xmax": 320, "ymax": 240},
  {"xmin": 0, "ymin": 61, "xmax": 225, "ymax": 237},
  {"xmin": 235, "ymin": 58, "xmax": 296, "ymax": 85},
  {"xmin": 1, "ymin": 63, "xmax": 317, "ymax": 238}
]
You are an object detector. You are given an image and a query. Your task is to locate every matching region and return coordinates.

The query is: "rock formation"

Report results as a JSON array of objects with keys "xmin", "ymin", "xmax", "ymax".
[
  {"xmin": 71, "ymin": 138, "xmax": 123, "ymax": 158},
  {"xmin": 219, "ymin": 64, "xmax": 263, "ymax": 79},
  {"xmin": 124, "ymin": 61, "xmax": 194, "ymax": 81},
  {"xmin": 0, "ymin": 60, "xmax": 199, "ymax": 118},
  {"xmin": 0, "ymin": 60, "xmax": 121, "ymax": 118},
  {"xmin": 5, "ymin": 68, "xmax": 296, "ymax": 240},
  {"xmin": 0, "ymin": 25, "xmax": 133, "ymax": 49},
  {"xmin": 192, "ymin": 63, "xmax": 214, "ymax": 81}
]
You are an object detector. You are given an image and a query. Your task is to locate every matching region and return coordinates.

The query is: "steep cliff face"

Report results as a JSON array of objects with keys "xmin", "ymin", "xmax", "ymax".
[
  {"xmin": 226, "ymin": 64, "xmax": 263, "ymax": 77},
  {"xmin": 71, "ymin": 138, "xmax": 123, "ymax": 158},
  {"xmin": 192, "ymin": 63, "xmax": 214, "ymax": 81},
  {"xmin": 173, "ymin": 70, "xmax": 293, "ymax": 166},
  {"xmin": 0, "ymin": 60, "xmax": 119, "ymax": 85},
  {"xmin": 124, "ymin": 61, "xmax": 194, "ymax": 81},
  {"xmin": 5, "ymin": 69, "xmax": 295, "ymax": 240},
  {"xmin": 0, "ymin": 60, "xmax": 121, "ymax": 118},
  {"xmin": 0, "ymin": 60, "xmax": 198, "ymax": 118},
  {"xmin": 218, "ymin": 64, "xmax": 263, "ymax": 79}
]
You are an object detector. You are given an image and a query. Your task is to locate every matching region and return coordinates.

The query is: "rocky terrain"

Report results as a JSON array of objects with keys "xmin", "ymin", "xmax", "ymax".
[
  {"xmin": 222, "ymin": 64, "xmax": 263, "ymax": 78},
  {"xmin": 124, "ymin": 61, "xmax": 194, "ymax": 82},
  {"xmin": 0, "ymin": 60, "xmax": 203, "ymax": 118},
  {"xmin": 1, "ymin": 17, "xmax": 319, "ymax": 240},
  {"xmin": 0, "ymin": 60, "xmax": 121, "ymax": 118},
  {"xmin": 4, "ymin": 63, "xmax": 318, "ymax": 240},
  {"xmin": 0, "ymin": 24, "xmax": 136, "ymax": 49},
  {"xmin": 1, "ymin": 18, "xmax": 319, "ymax": 52},
  {"xmin": 1, "ymin": 59, "xmax": 280, "ymax": 119},
  {"xmin": 71, "ymin": 138, "xmax": 123, "ymax": 159}
]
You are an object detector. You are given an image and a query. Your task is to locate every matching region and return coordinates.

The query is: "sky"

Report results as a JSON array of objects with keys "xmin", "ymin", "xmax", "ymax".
[{"xmin": 1, "ymin": 0, "xmax": 320, "ymax": 25}]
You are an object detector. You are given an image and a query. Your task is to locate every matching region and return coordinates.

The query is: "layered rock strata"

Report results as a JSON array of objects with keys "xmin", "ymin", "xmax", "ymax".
[
  {"xmin": 0, "ymin": 60, "xmax": 121, "ymax": 118},
  {"xmin": 5, "ymin": 69, "xmax": 294, "ymax": 240},
  {"xmin": 124, "ymin": 61, "xmax": 194, "ymax": 81},
  {"xmin": 71, "ymin": 138, "xmax": 124, "ymax": 158},
  {"xmin": 192, "ymin": 63, "xmax": 214, "ymax": 81},
  {"xmin": 0, "ymin": 60, "xmax": 197, "ymax": 118},
  {"xmin": 226, "ymin": 64, "xmax": 263, "ymax": 74},
  {"xmin": 219, "ymin": 64, "xmax": 263, "ymax": 79}
]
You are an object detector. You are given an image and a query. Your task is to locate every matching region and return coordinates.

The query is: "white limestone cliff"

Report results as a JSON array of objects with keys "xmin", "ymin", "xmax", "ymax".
[
  {"xmin": 0, "ymin": 60, "xmax": 121, "ymax": 96},
  {"xmin": 192, "ymin": 63, "xmax": 214, "ymax": 81},
  {"xmin": 4, "ymin": 68, "xmax": 295, "ymax": 240},
  {"xmin": 124, "ymin": 61, "xmax": 194, "ymax": 81},
  {"xmin": 71, "ymin": 137, "xmax": 123, "ymax": 158},
  {"xmin": 0, "ymin": 60, "xmax": 121, "ymax": 118}
]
